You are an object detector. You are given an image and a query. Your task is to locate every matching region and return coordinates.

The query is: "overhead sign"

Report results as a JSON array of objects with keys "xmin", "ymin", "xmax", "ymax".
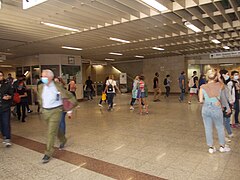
[
  {"xmin": 210, "ymin": 51, "xmax": 240, "ymax": 59},
  {"xmin": 23, "ymin": 0, "xmax": 48, "ymax": 10},
  {"xmin": 0, "ymin": 55, "xmax": 6, "ymax": 60}
]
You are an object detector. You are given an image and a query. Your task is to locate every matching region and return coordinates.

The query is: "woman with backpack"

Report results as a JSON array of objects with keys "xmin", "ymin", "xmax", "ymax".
[{"xmin": 164, "ymin": 75, "xmax": 171, "ymax": 97}]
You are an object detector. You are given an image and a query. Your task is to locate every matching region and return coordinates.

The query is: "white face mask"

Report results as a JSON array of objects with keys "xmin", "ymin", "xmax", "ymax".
[
  {"xmin": 223, "ymin": 74, "xmax": 230, "ymax": 81},
  {"xmin": 234, "ymin": 75, "xmax": 239, "ymax": 80}
]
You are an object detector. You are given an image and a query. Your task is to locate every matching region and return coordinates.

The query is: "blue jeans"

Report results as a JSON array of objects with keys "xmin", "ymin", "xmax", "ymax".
[
  {"xmin": 179, "ymin": 88, "xmax": 185, "ymax": 101},
  {"xmin": 223, "ymin": 116, "xmax": 232, "ymax": 135},
  {"xmin": 202, "ymin": 102, "xmax": 225, "ymax": 147},
  {"xmin": 0, "ymin": 109, "xmax": 11, "ymax": 140},
  {"xmin": 59, "ymin": 112, "xmax": 67, "ymax": 135},
  {"xmin": 234, "ymin": 100, "xmax": 239, "ymax": 124},
  {"xmin": 107, "ymin": 93, "xmax": 115, "ymax": 108}
]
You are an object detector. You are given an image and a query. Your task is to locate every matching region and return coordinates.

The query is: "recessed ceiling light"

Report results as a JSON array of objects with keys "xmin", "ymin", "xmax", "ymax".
[
  {"xmin": 141, "ymin": 0, "xmax": 168, "ymax": 12},
  {"xmin": 41, "ymin": 22, "xmax": 80, "ymax": 32},
  {"xmin": 184, "ymin": 22, "xmax": 201, "ymax": 33},
  {"xmin": 109, "ymin": 37, "xmax": 130, "ymax": 43},
  {"xmin": 223, "ymin": 46, "xmax": 230, "ymax": 50},
  {"xmin": 0, "ymin": 65, "xmax": 12, "ymax": 68},
  {"xmin": 62, "ymin": 46, "xmax": 82, "ymax": 51},
  {"xmin": 152, "ymin": 47, "xmax": 165, "ymax": 51},
  {"xmin": 211, "ymin": 39, "xmax": 221, "ymax": 44},
  {"xmin": 135, "ymin": 55, "xmax": 144, "ymax": 58},
  {"xmin": 105, "ymin": 58, "xmax": 115, "ymax": 61},
  {"xmin": 109, "ymin": 52, "xmax": 123, "ymax": 56}
]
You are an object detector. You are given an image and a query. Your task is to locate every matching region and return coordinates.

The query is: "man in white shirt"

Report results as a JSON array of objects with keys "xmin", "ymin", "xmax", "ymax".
[
  {"xmin": 38, "ymin": 70, "xmax": 77, "ymax": 163},
  {"xmin": 104, "ymin": 75, "xmax": 120, "ymax": 111}
]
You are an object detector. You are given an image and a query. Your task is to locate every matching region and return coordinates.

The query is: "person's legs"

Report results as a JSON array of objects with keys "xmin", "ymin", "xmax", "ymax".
[
  {"xmin": 21, "ymin": 102, "xmax": 26, "ymax": 122},
  {"xmin": 58, "ymin": 112, "xmax": 67, "ymax": 147},
  {"xmin": 43, "ymin": 108, "xmax": 62, "ymax": 157},
  {"xmin": 213, "ymin": 110, "xmax": 225, "ymax": 146},
  {"xmin": 153, "ymin": 88, "xmax": 159, "ymax": 101},
  {"xmin": 234, "ymin": 100, "xmax": 239, "ymax": 124},
  {"xmin": 202, "ymin": 106, "xmax": 214, "ymax": 147},
  {"xmin": 166, "ymin": 87, "xmax": 170, "ymax": 97},
  {"xmin": 0, "ymin": 109, "xmax": 11, "ymax": 141},
  {"xmin": 179, "ymin": 88, "xmax": 184, "ymax": 101},
  {"xmin": 16, "ymin": 103, "xmax": 21, "ymax": 120},
  {"xmin": 107, "ymin": 93, "xmax": 114, "ymax": 109},
  {"xmin": 224, "ymin": 116, "xmax": 232, "ymax": 135},
  {"xmin": 138, "ymin": 98, "xmax": 142, "ymax": 114},
  {"xmin": 130, "ymin": 98, "xmax": 136, "ymax": 106}
]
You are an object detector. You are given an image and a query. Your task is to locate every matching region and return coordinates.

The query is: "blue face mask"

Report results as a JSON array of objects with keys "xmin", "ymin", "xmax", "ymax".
[{"xmin": 41, "ymin": 77, "xmax": 49, "ymax": 84}]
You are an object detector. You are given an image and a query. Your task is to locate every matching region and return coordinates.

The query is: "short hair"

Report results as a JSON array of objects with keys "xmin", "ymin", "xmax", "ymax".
[
  {"xmin": 166, "ymin": 74, "xmax": 170, "ymax": 77},
  {"xmin": 155, "ymin": 72, "xmax": 159, "ymax": 76},
  {"xmin": 8, "ymin": 73, "xmax": 11, "ymax": 76},
  {"xmin": 206, "ymin": 69, "xmax": 217, "ymax": 80},
  {"xmin": 139, "ymin": 75, "xmax": 145, "ymax": 80},
  {"xmin": 42, "ymin": 69, "xmax": 54, "ymax": 79},
  {"xmin": 219, "ymin": 69, "xmax": 228, "ymax": 75},
  {"xmin": 193, "ymin": 71, "xmax": 197, "ymax": 74},
  {"xmin": 231, "ymin": 70, "xmax": 239, "ymax": 76},
  {"xmin": 181, "ymin": 71, "xmax": 185, "ymax": 75}
]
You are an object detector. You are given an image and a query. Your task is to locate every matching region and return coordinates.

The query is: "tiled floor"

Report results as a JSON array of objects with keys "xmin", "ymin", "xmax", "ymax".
[{"xmin": 1, "ymin": 94, "xmax": 240, "ymax": 180}]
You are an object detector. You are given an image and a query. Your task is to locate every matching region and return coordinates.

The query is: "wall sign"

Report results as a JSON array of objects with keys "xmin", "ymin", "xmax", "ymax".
[
  {"xmin": 23, "ymin": 0, "xmax": 48, "ymax": 10},
  {"xmin": 68, "ymin": 56, "xmax": 75, "ymax": 64},
  {"xmin": 210, "ymin": 51, "xmax": 240, "ymax": 59},
  {"xmin": 120, "ymin": 73, "xmax": 127, "ymax": 84}
]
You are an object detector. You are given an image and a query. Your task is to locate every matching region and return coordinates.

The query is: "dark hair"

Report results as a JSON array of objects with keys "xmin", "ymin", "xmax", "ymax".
[
  {"xmin": 219, "ymin": 69, "xmax": 228, "ymax": 75},
  {"xmin": 181, "ymin": 71, "xmax": 185, "ymax": 75},
  {"xmin": 88, "ymin": 76, "xmax": 91, "ymax": 79},
  {"xmin": 193, "ymin": 71, "xmax": 197, "ymax": 74},
  {"xmin": 231, "ymin": 70, "xmax": 239, "ymax": 76},
  {"xmin": 166, "ymin": 74, "xmax": 170, "ymax": 77},
  {"xmin": 8, "ymin": 73, "xmax": 11, "ymax": 76},
  {"xmin": 139, "ymin": 75, "xmax": 145, "ymax": 80},
  {"xmin": 155, "ymin": 72, "xmax": 159, "ymax": 76}
]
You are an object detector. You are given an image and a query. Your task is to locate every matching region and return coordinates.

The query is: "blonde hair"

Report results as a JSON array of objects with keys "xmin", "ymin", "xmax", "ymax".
[{"xmin": 206, "ymin": 69, "xmax": 217, "ymax": 80}]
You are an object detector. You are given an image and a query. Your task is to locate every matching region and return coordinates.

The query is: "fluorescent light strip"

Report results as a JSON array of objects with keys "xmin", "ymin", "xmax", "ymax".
[
  {"xmin": 211, "ymin": 39, "xmax": 221, "ymax": 44},
  {"xmin": 109, "ymin": 52, "xmax": 123, "ymax": 56},
  {"xmin": 41, "ymin": 22, "xmax": 80, "ymax": 32},
  {"xmin": 141, "ymin": 0, "xmax": 168, "ymax": 12},
  {"xmin": 184, "ymin": 22, "xmax": 201, "ymax": 33},
  {"xmin": 135, "ymin": 55, "xmax": 144, "ymax": 58},
  {"xmin": 109, "ymin": 37, "xmax": 130, "ymax": 43},
  {"xmin": 62, "ymin": 46, "xmax": 82, "ymax": 51},
  {"xmin": 223, "ymin": 46, "xmax": 230, "ymax": 50},
  {"xmin": 220, "ymin": 64, "xmax": 233, "ymax": 66},
  {"xmin": 152, "ymin": 47, "xmax": 164, "ymax": 51},
  {"xmin": 105, "ymin": 58, "xmax": 115, "ymax": 61}
]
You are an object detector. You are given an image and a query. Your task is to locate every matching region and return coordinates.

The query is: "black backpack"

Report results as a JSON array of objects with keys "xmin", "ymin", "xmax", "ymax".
[
  {"xmin": 108, "ymin": 83, "xmax": 114, "ymax": 92},
  {"xmin": 163, "ymin": 78, "xmax": 167, "ymax": 85}
]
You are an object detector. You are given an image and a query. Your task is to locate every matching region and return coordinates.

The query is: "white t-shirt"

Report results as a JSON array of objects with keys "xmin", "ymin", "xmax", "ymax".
[{"xmin": 106, "ymin": 79, "xmax": 117, "ymax": 93}]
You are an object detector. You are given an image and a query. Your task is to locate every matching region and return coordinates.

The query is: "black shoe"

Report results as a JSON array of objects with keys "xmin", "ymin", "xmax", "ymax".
[
  {"xmin": 42, "ymin": 155, "xmax": 51, "ymax": 164},
  {"xmin": 59, "ymin": 139, "xmax": 67, "ymax": 150}
]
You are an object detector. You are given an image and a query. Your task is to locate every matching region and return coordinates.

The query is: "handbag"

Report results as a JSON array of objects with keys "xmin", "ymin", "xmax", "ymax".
[
  {"xmin": 102, "ymin": 93, "xmax": 106, "ymax": 101},
  {"xmin": 62, "ymin": 98, "xmax": 74, "ymax": 111},
  {"xmin": 13, "ymin": 93, "xmax": 21, "ymax": 104}
]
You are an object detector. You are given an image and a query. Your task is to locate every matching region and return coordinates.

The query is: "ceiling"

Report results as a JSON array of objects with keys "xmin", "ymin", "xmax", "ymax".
[{"xmin": 0, "ymin": 0, "xmax": 240, "ymax": 62}]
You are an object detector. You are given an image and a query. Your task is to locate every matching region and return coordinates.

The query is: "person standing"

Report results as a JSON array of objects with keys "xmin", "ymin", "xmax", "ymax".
[
  {"xmin": 153, "ymin": 72, "xmax": 161, "ymax": 102},
  {"xmin": 104, "ymin": 75, "xmax": 120, "ymax": 111},
  {"xmin": 198, "ymin": 74, "xmax": 206, "ymax": 88},
  {"xmin": 85, "ymin": 76, "xmax": 94, "ymax": 100},
  {"xmin": 178, "ymin": 71, "xmax": 186, "ymax": 102},
  {"xmin": 38, "ymin": 69, "xmax": 77, "ymax": 163},
  {"xmin": 6, "ymin": 73, "xmax": 14, "ymax": 84},
  {"xmin": 188, "ymin": 71, "xmax": 199, "ymax": 104},
  {"xmin": 0, "ymin": 71, "xmax": 13, "ymax": 147},
  {"xmin": 69, "ymin": 77, "xmax": 77, "ymax": 97},
  {"xmin": 199, "ymin": 69, "xmax": 231, "ymax": 154},
  {"xmin": 231, "ymin": 70, "xmax": 240, "ymax": 127},
  {"xmin": 137, "ymin": 75, "xmax": 148, "ymax": 114},
  {"xmin": 164, "ymin": 75, "xmax": 171, "ymax": 97}
]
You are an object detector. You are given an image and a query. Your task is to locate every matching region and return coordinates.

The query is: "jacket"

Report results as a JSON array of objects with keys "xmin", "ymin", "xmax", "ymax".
[
  {"xmin": 0, "ymin": 80, "xmax": 13, "ymax": 112},
  {"xmin": 37, "ymin": 82, "xmax": 78, "ymax": 112}
]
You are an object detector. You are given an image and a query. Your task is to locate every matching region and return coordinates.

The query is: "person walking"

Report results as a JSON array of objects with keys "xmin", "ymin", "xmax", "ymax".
[
  {"xmin": 104, "ymin": 75, "xmax": 120, "ymax": 111},
  {"xmin": 164, "ymin": 75, "xmax": 171, "ymax": 97},
  {"xmin": 153, "ymin": 72, "xmax": 161, "ymax": 102},
  {"xmin": 68, "ymin": 77, "xmax": 77, "ymax": 97},
  {"xmin": 130, "ymin": 76, "xmax": 139, "ymax": 110},
  {"xmin": 137, "ymin": 75, "xmax": 148, "ymax": 114},
  {"xmin": 0, "ymin": 71, "xmax": 13, "ymax": 147},
  {"xmin": 16, "ymin": 81, "xmax": 28, "ymax": 122},
  {"xmin": 98, "ymin": 77, "xmax": 109, "ymax": 107},
  {"xmin": 188, "ymin": 71, "xmax": 199, "ymax": 104},
  {"xmin": 198, "ymin": 74, "xmax": 206, "ymax": 88},
  {"xmin": 85, "ymin": 76, "xmax": 94, "ymax": 100},
  {"xmin": 199, "ymin": 69, "xmax": 231, "ymax": 154},
  {"xmin": 231, "ymin": 70, "xmax": 240, "ymax": 127},
  {"xmin": 38, "ymin": 69, "xmax": 77, "ymax": 163},
  {"xmin": 178, "ymin": 71, "xmax": 186, "ymax": 102}
]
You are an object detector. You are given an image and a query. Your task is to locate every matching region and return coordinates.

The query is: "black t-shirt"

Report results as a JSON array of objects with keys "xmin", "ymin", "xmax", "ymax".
[
  {"xmin": 17, "ymin": 88, "xmax": 28, "ymax": 102},
  {"xmin": 192, "ymin": 76, "xmax": 199, "ymax": 88},
  {"xmin": 153, "ymin": 77, "xmax": 158, "ymax": 88},
  {"xmin": 85, "ymin": 80, "xmax": 93, "ymax": 90}
]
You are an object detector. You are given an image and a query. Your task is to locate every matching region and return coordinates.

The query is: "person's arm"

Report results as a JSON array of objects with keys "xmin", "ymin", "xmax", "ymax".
[
  {"xmin": 227, "ymin": 82, "xmax": 235, "ymax": 104},
  {"xmin": 2, "ymin": 84, "xmax": 13, "ymax": 100},
  {"xmin": 220, "ymin": 89, "xmax": 231, "ymax": 113},
  {"xmin": 181, "ymin": 79, "xmax": 185, "ymax": 89},
  {"xmin": 104, "ymin": 81, "xmax": 109, "ymax": 93},
  {"xmin": 20, "ymin": 92, "xmax": 28, "ymax": 98},
  {"xmin": 199, "ymin": 88, "xmax": 203, "ymax": 103}
]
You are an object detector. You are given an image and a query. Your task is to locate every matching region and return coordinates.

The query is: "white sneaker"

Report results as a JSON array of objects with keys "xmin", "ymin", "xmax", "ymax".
[
  {"xmin": 208, "ymin": 147, "xmax": 216, "ymax": 154},
  {"xmin": 113, "ymin": 103, "xmax": 116, "ymax": 106},
  {"xmin": 228, "ymin": 133, "xmax": 234, "ymax": 138},
  {"xmin": 98, "ymin": 104, "xmax": 103, "ymax": 107},
  {"xmin": 219, "ymin": 146, "xmax": 231, "ymax": 153},
  {"xmin": 130, "ymin": 106, "xmax": 134, "ymax": 110},
  {"xmin": 225, "ymin": 137, "xmax": 231, "ymax": 143},
  {"xmin": 4, "ymin": 142, "xmax": 12, "ymax": 148},
  {"xmin": 188, "ymin": 101, "xmax": 191, "ymax": 104}
]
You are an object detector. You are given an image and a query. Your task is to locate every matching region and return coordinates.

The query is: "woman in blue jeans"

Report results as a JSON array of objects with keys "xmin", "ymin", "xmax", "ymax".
[{"xmin": 199, "ymin": 69, "xmax": 231, "ymax": 154}]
